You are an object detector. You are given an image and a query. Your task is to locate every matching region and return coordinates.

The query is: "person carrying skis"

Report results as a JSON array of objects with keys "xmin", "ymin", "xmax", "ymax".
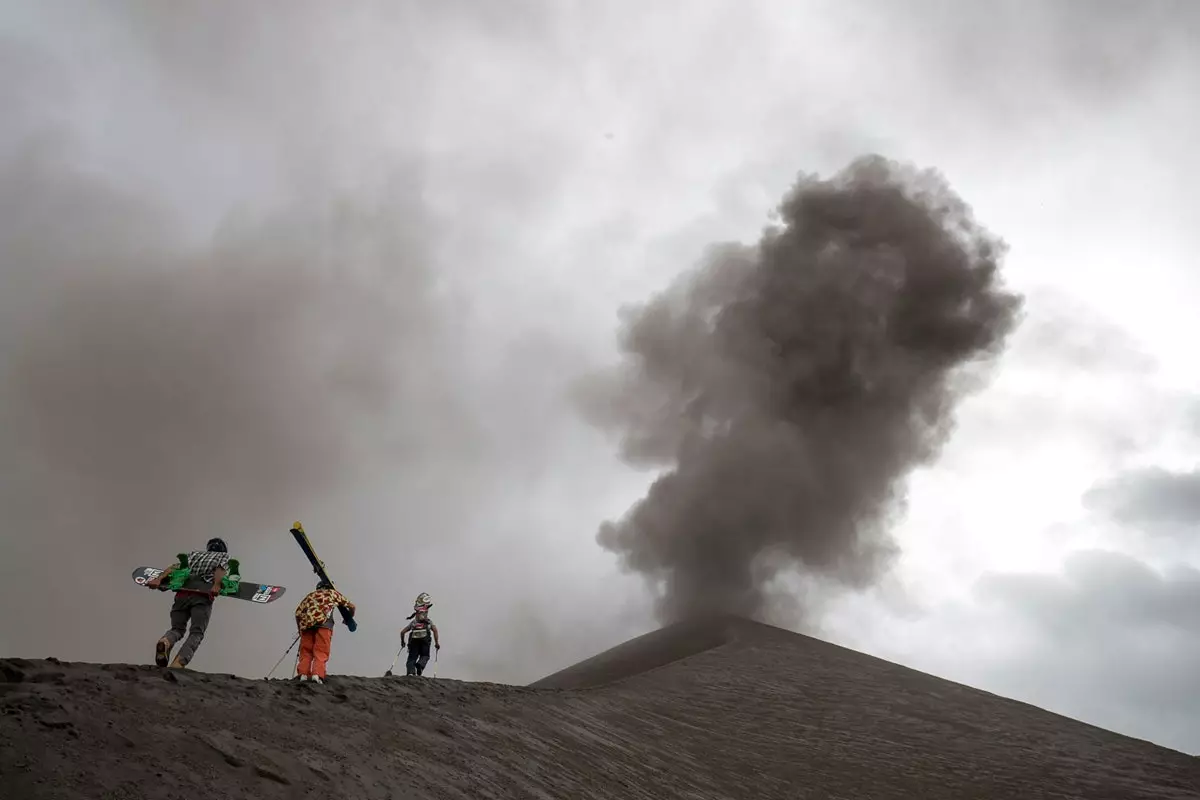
[
  {"xmin": 400, "ymin": 606, "xmax": 440, "ymax": 676},
  {"xmin": 293, "ymin": 579, "xmax": 356, "ymax": 684},
  {"xmin": 146, "ymin": 537, "xmax": 231, "ymax": 668}
]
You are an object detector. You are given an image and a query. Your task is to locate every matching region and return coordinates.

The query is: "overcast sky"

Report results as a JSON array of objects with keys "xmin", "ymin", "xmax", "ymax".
[{"xmin": 2, "ymin": 0, "xmax": 1199, "ymax": 756}]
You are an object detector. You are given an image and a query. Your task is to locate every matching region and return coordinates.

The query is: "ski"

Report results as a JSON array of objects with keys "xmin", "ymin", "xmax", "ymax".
[
  {"xmin": 131, "ymin": 561, "xmax": 286, "ymax": 604},
  {"xmin": 289, "ymin": 521, "xmax": 357, "ymax": 631}
]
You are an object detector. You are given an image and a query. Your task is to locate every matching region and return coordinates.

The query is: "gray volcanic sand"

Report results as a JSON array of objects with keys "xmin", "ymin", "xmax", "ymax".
[{"xmin": 2, "ymin": 618, "xmax": 1198, "ymax": 799}]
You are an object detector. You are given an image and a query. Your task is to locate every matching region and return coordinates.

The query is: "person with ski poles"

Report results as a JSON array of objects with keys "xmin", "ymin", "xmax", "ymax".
[
  {"xmin": 293, "ymin": 579, "xmax": 356, "ymax": 684},
  {"xmin": 399, "ymin": 607, "xmax": 440, "ymax": 676},
  {"xmin": 145, "ymin": 537, "xmax": 231, "ymax": 669}
]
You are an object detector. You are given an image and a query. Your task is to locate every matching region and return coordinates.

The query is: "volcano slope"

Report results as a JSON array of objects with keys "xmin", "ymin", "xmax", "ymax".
[{"xmin": 2, "ymin": 617, "xmax": 1198, "ymax": 800}]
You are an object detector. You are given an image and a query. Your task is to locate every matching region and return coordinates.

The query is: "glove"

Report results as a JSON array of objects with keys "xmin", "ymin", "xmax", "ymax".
[
  {"xmin": 400, "ymin": 640, "xmax": 406, "ymax": 649},
  {"xmin": 435, "ymin": 643, "xmax": 441, "ymax": 650}
]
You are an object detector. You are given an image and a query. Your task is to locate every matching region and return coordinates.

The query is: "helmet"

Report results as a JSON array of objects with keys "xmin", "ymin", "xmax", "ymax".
[
  {"xmin": 414, "ymin": 592, "xmax": 432, "ymax": 607},
  {"xmin": 316, "ymin": 579, "xmax": 333, "ymax": 590},
  {"xmin": 206, "ymin": 537, "xmax": 228, "ymax": 553}
]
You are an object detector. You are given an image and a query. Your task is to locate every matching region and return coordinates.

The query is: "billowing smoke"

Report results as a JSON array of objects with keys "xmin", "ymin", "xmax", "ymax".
[{"xmin": 580, "ymin": 155, "xmax": 1024, "ymax": 624}]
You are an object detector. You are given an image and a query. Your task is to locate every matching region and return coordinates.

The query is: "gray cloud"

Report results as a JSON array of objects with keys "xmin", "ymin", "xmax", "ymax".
[
  {"xmin": 970, "ymin": 550, "xmax": 1200, "ymax": 754},
  {"xmin": 879, "ymin": 0, "xmax": 1200, "ymax": 111},
  {"xmin": 1009, "ymin": 291, "xmax": 1157, "ymax": 376},
  {"xmin": 1085, "ymin": 467, "xmax": 1200, "ymax": 528},
  {"xmin": 2, "ymin": 162, "xmax": 442, "ymax": 531},
  {"xmin": 936, "ymin": 290, "xmax": 1184, "ymax": 468}
]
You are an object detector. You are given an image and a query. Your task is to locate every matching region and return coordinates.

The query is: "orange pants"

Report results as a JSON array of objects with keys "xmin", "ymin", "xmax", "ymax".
[{"xmin": 297, "ymin": 626, "xmax": 333, "ymax": 678}]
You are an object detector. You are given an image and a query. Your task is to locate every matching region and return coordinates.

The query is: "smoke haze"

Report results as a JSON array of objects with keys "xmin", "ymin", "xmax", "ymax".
[
  {"xmin": 0, "ymin": 2, "xmax": 609, "ymax": 679},
  {"xmin": 580, "ymin": 156, "xmax": 1024, "ymax": 624},
  {"xmin": 4, "ymin": 7, "xmax": 1194, "ymax": 751},
  {"xmin": 0, "ymin": 111, "xmax": 466, "ymax": 655}
]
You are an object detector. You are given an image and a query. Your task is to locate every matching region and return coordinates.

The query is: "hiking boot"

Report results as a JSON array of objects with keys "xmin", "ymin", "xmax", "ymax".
[
  {"xmin": 311, "ymin": 676, "xmax": 324, "ymax": 685},
  {"xmin": 168, "ymin": 655, "xmax": 188, "ymax": 669},
  {"xmin": 155, "ymin": 638, "xmax": 172, "ymax": 668}
]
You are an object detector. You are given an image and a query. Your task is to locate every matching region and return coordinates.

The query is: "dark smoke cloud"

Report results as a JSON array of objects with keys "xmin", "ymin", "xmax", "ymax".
[{"xmin": 579, "ymin": 156, "xmax": 1024, "ymax": 624}]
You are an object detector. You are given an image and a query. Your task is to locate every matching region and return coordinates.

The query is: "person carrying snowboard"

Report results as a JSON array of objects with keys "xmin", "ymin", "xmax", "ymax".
[
  {"xmin": 293, "ymin": 579, "xmax": 356, "ymax": 684},
  {"xmin": 400, "ymin": 606, "xmax": 440, "ymax": 676},
  {"xmin": 146, "ymin": 537, "xmax": 231, "ymax": 668}
]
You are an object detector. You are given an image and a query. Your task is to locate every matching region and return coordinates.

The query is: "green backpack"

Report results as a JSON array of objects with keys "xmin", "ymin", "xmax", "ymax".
[{"xmin": 163, "ymin": 552, "xmax": 243, "ymax": 595}]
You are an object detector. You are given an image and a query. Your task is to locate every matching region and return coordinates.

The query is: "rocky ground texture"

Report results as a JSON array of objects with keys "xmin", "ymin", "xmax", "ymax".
[{"xmin": 2, "ymin": 618, "xmax": 1198, "ymax": 799}]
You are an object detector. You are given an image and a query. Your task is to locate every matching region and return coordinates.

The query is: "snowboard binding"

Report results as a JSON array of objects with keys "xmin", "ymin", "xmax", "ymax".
[{"xmin": 158, "ymin": 553, "xmax": 242, "ymax": 595}]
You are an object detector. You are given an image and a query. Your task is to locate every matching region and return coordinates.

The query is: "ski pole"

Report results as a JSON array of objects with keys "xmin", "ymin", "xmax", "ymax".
[
  {"xmin": 384, "ymin": 642, "xmax": 404, "ymax": 677},
  {"xmin": 266, "ymin": 633, "xmax": 301, "ymax": 680}
]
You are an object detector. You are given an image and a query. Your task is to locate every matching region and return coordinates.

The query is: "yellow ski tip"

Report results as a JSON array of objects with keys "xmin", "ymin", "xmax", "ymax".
[{"xmin": 292, "ymin": 521, "xmax": 304, "ymax": 532}]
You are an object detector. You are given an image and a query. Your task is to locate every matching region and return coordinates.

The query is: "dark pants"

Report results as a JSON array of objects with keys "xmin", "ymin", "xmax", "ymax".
[
  {"xmin": 406, "ymin": 637, "xmax": 431, "ymax": 675},
  {"xmin": 162, "ymin": 593, "xmax": 213, "ymax": 666}
]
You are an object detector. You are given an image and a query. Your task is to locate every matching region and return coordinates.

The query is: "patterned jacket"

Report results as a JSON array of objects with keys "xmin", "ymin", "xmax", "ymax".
[{"xmin": 294, "ymin": 588, "xmax": 355, "ymax": 631}]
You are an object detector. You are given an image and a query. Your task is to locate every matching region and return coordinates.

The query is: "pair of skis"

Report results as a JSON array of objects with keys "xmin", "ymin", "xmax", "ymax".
[{"xmin": 289, "ymin": 521, "xmax": 357, "ymax": 631}]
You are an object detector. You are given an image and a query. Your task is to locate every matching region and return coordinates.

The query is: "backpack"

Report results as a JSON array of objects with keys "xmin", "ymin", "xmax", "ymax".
[{"xmin": 409, "ymin": 615, "xmax": 434, "ymax": 639}]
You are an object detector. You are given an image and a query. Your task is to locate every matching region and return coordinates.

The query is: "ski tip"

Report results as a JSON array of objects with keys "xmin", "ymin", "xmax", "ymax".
[{"xmin": 291, "ymin": 521, "xmax": 304, "ymax": 533}]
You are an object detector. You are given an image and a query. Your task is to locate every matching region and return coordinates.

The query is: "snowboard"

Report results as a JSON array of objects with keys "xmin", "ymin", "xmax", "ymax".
[{"xmin": 131, "ymin": 565, "xmax": 287, "ymax": 604}]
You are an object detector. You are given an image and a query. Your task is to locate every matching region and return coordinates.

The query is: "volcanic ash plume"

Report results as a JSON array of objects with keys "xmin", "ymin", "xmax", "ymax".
[{"xmin": 579, "ymin": 155, "xmax": 1024, "ymax": 624}]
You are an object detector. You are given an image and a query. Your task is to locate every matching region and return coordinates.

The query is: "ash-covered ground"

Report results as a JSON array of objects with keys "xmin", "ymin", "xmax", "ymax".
[{"xmin": 2, "ymin": 618, "xmax": 1197, "ymax": 799}]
